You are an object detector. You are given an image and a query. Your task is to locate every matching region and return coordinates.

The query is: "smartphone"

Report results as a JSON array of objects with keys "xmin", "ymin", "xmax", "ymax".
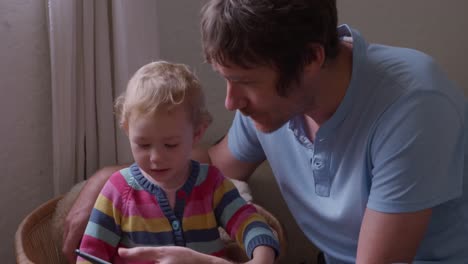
[{"xmin": 75, "ymin": 249, "xmax": 112, "ymax": 264}]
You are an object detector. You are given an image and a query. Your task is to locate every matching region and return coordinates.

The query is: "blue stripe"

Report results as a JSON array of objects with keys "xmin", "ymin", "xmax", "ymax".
[
  {"xmin": 243, "ymin": 221, "xmax": 271, "ymax": 239},
  {"xmin": 214, "ymin": 188, "xmax": 244, "ymax": 222},
  {"xmin": 89, "ymin": 208, "xmax": 121, "ymax": 236},
  {"xmin": 125, "ymin": 230, "xmax": 174, "ymax": 245},
  {"xmin": 186, "ymin": 239, "xmax": 225, "ymax": 255},
  {"xmin": 184, "ymin": 227, "xmax": 220, "ymax": 243},
  {"xmin": 246, "ymin": 234, "xmax": 280, "ymax": 259},
  {"xmin": 219, "ymin": 197, "xmax": 246, "ymax": 227}
]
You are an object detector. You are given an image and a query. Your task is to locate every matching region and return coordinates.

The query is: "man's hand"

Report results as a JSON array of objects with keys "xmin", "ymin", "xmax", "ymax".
[
  {"xmin": 118, "ymin": 246, "xmax": 232, "ymax": 264},
  {"xmin": 62, "ymin": 200, "xmax": 91, "ymax": 263},
  {"xmin": 62, "ymin": 165, "xmax": 124, "ymax": 263}
]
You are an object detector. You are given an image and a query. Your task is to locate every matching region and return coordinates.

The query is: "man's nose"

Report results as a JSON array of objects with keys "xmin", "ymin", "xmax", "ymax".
[{"xmin": 225, "ymin": 82, "xmax": 246, "ymax": 111}]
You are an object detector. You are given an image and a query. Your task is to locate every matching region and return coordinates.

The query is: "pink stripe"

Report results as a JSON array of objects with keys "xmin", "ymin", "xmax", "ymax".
[
  {"xmin": 123, "ymin": 200, "xmax": 165, "ymax": 218},
  {"xmin": 225, "ymin": 204, "xmax": 257, "ymax": 237},
  {"xmin": 122, "ymin": 190, "xmax": 166, "ymax": 218},
  {"xmin": 101, "ymin": 172, "xmax": 165, "ymax": 218},
  {"xmin": 196, "ymin": 166, "xmax": 224, "ymax": 193},
  {"xmin": 80, "ymin": 235, "xmax": 116, "ymax": 262},
  {"xmin": 183, "ymin": 166, "xmax": 224, "ymax": 216}
]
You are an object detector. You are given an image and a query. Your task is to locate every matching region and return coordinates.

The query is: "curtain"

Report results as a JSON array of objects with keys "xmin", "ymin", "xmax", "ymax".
[{"xmin": 47, "ymin": 0, "xmax": 160, "ymax": 195}]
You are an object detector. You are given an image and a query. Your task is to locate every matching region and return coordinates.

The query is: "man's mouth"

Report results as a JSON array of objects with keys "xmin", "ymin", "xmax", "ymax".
[{"xmin": 239, "ymin": 109, "xmax": 252, "ymax": 116}]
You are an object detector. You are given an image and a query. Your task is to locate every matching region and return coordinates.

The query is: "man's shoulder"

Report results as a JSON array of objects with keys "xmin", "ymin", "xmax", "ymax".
[
  {"xmin": 366, "ymin": 43, "xmax": 435, "ymax": 76},
  {"xmin": 363, "ymin": 43, "xmax": 462, "ymax": 110}
]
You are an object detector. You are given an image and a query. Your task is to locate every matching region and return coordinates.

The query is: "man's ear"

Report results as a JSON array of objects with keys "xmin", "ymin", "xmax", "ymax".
[{"xmin": 304, "ymin": 43, "xmax": 326, "ymax": 72}]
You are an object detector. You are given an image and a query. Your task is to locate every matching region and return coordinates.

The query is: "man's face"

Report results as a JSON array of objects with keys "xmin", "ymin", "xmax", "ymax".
[{"xmin": 214, "ymin": 63, "xmax": 310, "ymax": 133}]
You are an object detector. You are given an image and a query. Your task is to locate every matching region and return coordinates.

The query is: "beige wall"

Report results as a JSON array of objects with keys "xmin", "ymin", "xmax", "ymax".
[
  {"xmin": 0, "ymin": 0, "xmax": 53, "ymax": 262},
  {"xmin": 155, "ymin": 0, "xmax": 233, "ymax": 146},
  {"xmin": 338, "ymin": 0, "xmax": 468, "ymax": 94},
  {"xmin": 1, "ymin": 0, "xmax": 467, "ymax": 263}
]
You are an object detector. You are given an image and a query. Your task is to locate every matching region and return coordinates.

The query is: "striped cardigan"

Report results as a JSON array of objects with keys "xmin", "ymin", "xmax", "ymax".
[{"xmin": 77, "ymin": 161, "xmax": 279, "ymax": 264}]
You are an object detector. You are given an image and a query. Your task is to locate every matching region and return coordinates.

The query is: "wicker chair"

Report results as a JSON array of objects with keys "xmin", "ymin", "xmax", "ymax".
[
  {"xmin": 15, "ymin": 188, "xmax": 287, "ymax": 263},
  {"xmin": 15, "ymin": 195, "xmax": 66, "ymax": 264}
]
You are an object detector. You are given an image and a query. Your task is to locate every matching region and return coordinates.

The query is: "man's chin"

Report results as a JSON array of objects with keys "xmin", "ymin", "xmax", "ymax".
[{"xmin": 253, "ymin": 121, "xmax": 284, "ymax": 134}]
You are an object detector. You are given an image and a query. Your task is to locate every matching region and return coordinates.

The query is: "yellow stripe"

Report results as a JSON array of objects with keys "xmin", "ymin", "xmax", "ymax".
[
  {"xmin": 183, "ymin": 213, "xmax": 217, "ymax": 230},
  {"xmin": 213, "ymin": 179, "xmax": 236, "ymax": 208},
  {"xmin": 121, "ymin": 215, "xmax": 172, "ymax": 232},
  {"xmin": 94, "ymin": 194, "xmax": 122, "ymax": 226}
]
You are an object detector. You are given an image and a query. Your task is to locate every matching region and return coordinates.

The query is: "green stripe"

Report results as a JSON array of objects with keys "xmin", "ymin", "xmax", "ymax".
[
  {"xmin": 243, "ymin": 226, "xmax": 274, "ymax": 247},
  {"xmin": 220, "ymin": 197, "xmax": 245, "ymax": 226},
  {"xmin": 186, "ymin": 239, "xmax": 224, "ymax": 254},
  {"xmin": 120, "ymin": 168, "xmax": 143, "ymax": 190},
  {"xmin": 84, "ymin": 221, "xmax": 120, "ymax": 247},
  {"xmin": 195, "ymin": 164, "xmax": 209, "ymax": 186}
]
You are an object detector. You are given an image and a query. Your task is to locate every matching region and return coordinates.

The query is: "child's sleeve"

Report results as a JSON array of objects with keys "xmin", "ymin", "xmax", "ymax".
[
  {"xmin": 76, "ymin": 174, "xmax": 125, "ymax": 264},
  {"xmin": 212, "ymin": 168, "xmax": 280, "ymax": 259}
]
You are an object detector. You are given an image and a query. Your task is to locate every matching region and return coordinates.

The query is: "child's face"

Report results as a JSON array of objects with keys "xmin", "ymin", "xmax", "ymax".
[{"xmin": 128, "ymin": 105, "xmax": 200, "ymax": 189}]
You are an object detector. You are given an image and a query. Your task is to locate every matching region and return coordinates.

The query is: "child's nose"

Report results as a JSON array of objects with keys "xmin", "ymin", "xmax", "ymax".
[{"xmin": 150, "ymin": 149, "xmax": 161, "ymax": 163}]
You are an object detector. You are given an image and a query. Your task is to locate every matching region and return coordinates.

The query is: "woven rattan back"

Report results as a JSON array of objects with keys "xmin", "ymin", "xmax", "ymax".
[{"xmin": 15, "ymin": 196, "xmax": 65, "ymax": 264}]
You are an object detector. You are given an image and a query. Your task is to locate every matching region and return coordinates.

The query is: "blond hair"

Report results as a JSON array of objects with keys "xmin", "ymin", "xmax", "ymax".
[{"xmin": 115, "ymin": 61, "xmax": 212, "ymax": 130}]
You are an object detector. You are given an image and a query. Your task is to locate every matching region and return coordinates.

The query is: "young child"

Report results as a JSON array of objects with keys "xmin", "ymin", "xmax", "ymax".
[{"xmin": 77, "ymin": 61, "xmax": 279, "ymax": 263}]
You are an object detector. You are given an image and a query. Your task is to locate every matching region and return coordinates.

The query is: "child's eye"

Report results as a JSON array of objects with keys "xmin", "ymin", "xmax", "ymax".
[
  {"xmin": 138, "ymin": 144, "xmax": 150, "ymax": 149},
  {"xmin": 165, "ymin": 144, "xmax": 178, "ymax": 148}
]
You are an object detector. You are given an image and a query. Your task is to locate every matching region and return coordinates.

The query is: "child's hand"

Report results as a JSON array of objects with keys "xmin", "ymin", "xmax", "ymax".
[
  {"xmin": 246, "ymin": 246, "xmax": 276, "ymax": 264},
  {"xmin": 118, "ymin": 246, "xmax": 232, "ymax": 264}
]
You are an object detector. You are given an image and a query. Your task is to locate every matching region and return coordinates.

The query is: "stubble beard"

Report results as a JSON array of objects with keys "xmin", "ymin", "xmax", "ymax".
[{"xmin": 251, "ymin": 111, "xmax": 292, "ymax": 134}]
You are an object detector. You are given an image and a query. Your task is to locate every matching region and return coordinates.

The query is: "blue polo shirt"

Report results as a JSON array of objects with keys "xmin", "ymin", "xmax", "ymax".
[{"xmin": 227, "ymin": 25, "xmax": 468, "ymax": 263}]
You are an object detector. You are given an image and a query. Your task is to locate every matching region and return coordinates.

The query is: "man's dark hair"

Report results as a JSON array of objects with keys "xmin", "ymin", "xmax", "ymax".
[{"xmin": 201, "ymin": 0, "xmax": 339, "ymax": 96}]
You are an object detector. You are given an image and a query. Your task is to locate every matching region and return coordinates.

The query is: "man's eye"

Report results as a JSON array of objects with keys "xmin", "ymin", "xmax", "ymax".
[
  {"xmin": 165, "ymin": 144, "xmax": 178, "ymax": 148},
  {"xmin": 228, "ymin": 79, "xmax": 252, "ymax": 86}
]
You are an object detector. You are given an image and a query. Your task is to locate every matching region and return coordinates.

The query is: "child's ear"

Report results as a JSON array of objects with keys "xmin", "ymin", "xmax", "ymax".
[
  {"xmin": 122, "ymin": 123, "xmax": 129, "ymax": 136},
  {"xmin": 193, "ymin": 122, "xmax": 208, "ymax": 145}
]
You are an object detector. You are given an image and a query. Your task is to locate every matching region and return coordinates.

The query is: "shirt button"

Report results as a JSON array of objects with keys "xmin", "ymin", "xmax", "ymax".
[
  {"xmin": 313, "ymin": 159, "xmax": 323, "ymax": 169},
  {"xmin": 172, "ymin": 220, "xmax": 180, "ymax": 231}
]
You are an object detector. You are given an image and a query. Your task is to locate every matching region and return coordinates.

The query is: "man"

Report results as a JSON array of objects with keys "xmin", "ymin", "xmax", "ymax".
[{"xmin": 64, "ymin": 0, "xmax": 468, "ymax": 263}]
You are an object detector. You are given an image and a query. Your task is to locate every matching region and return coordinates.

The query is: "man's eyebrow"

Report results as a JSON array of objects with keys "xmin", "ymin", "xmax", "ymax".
[
  {"xmin": 217, "ymin": 72, "xmax": 249, "ymax": 82},
  {"xmin": 225, "ymin": 75, "xmax": 247, "ymax": 82},
  {"xmin": 212, "ymin": 66, "xmax": 248, "ymax": 81}
]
